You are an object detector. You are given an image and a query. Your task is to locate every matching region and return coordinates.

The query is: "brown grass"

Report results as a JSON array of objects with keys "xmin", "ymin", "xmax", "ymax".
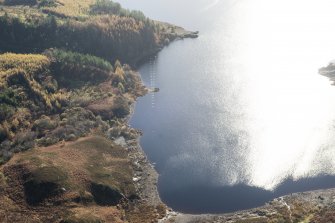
[
  {"xmin": 68, "ymin": 206, "xmax": 124, "ymax": 223},
  {"xmin": 0, "ymin": 133, "xmax": 163, "ymax": 222},
  {"xmin": 126, "ymin": 203, "xmax": 167, "ymax": 223},
  {"xmin": 0, "ymin": 135, "xmax": 135, "ymax": 222},
  {"xmin": 13, "ymin": 135, "xmax": 134, "ymax": 194}
]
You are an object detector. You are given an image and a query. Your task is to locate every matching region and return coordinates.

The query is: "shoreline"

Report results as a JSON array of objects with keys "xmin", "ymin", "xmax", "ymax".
[
  {"xmin": 131, "ymin": 30, "xmax": 335, "ymax": 223},
  {"xmin": 1, "ymin": 2, "xmax": 334, "ymax": 218},
  {"xmin": 126, "ymin": 99, "xmax": 162, "ymax": 206},
  {"xmin": 133, "ymin": 21, "xmax": 199, "ymax": 68},
  {"xmin": 160, "ymin": 188, "xmax": 335, "ymax": 222},
  {"xmin": 126, "ymin": 23, "xmax": 201, "ymax": 206},
  {"xmin": 0, "ymin": 18, "xmax": 197, "ymax": 222}
]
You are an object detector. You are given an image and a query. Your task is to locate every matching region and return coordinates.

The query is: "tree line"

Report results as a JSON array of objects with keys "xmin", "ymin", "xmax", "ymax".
[{"xmin": 0, "ymin": 11, "xmax": 158, "ymax": 65}]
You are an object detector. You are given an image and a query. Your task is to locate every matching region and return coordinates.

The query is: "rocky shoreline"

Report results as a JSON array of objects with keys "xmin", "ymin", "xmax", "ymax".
[
  {"xmin": 129, "ymin": 82, "xmax": 335, "ymax": 222},
  {"xmin": 129, "ymin": 32, "xmax": 335, "ymax": 223},
  {"xmin": 0, "ymin": 15, "xmax": 197, "ymax": 221},
  {"xmin": 133, "ymin": 21, "xmax": 199, "ymax": 67},
  {"xmin": 2, "ymin": 0, "xmax": 334, "ymax": 220},
  {"xmin": 159, "ymin": 188, "xmax": 335, "ymax": 222},
  {"xmin": 125, "ymin": 103, "xmax": 161, "ymax": 206}
]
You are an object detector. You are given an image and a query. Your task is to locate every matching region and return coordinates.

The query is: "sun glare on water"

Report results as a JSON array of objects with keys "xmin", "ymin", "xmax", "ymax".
[
  {"xmin": 119, "ymin": 0, "xmax": 335, "ymax": 193},
  {"xmin": 228, "ymin": 0, "xmax": 335, "ymax": 189}
]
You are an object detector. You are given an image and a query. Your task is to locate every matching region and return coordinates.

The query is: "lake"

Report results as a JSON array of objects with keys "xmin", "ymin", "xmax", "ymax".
[{"xmin": 117, "ymin": 0, "xmax": 335, "ymax": 214}]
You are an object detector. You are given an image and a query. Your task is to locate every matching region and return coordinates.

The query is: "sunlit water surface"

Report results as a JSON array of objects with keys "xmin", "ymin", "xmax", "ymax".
[{"xmin": 118, "ymin": 0, "xmax": 335, "ymax": 213}]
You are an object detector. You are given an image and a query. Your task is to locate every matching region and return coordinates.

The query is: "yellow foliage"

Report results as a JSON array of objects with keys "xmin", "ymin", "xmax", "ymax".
[
  {"xmin": 0, "ymin": 53, "xmax": 50, "ymax": 80},
  {"xmin": 15, "ymin": 108, "xmax": 31, "ymax": 128},
  {"xmin": 0, "ymin": 53, "xmax": 62, "ymax": 110},
  {"xmin": 114, "ymin": 60, "xmax": 122, "ymax": 69},
  {"xmin": 0, "ymin": 7, "xmax": 46, "ymax": 24},
  {"xmin": 11, "ymin": 118, "xmax": 20, "ymax": 129},
  {"xmin": 88, "ymin": 15, "xmax": 145, "ymax": 33},
  {"xmin": 44, "ymin": 0, "xmax": 96, "ymax": 17},
  {"xmin": 1, "ymin": 121, "xmax": 14, "ymax": 140},
  {"xmin": 114, "ymin": 66, "xmax": 125, "ymax": 84},
  {"xmin": 55, "ymin": 100, "xmax": 61, "ymax": 109}
]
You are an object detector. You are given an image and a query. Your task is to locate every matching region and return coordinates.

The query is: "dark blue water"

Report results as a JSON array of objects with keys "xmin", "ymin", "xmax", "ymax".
[{"xmin": 118, "ymin": 0, "xmax": 335, "ymax": 214}]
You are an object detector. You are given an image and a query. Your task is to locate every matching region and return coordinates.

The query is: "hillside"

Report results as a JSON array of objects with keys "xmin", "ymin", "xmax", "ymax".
[
  {"xmin": 0, "ymin": 0, "xmax": 197, "ymax": 66},
  {"xmin": 0, "ymin": 50, "xmax": 164, "ymax": 222},
  {"xmin": 0, "ymin": 0, "xmax": 199, "ymax": 222}
]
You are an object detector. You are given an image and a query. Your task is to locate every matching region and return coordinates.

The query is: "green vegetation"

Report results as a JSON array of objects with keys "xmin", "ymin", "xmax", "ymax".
[
  {"xmin": 89, "ymin": 0, "xmax": 121, "ymax": 16},
  {"xmin": 45, "ymin": 49, "xmax": 112, "ymax": 87},
  {"xmin": 47, "ymin": 49, "xmax": 113, "ymax": 72},
  {"xmin": 0, "ymin": 88, "xmax": 19, "ymax": 106},
  {"xmin": 0, "ymin": 54, "xmax": 62, "ymax": 152},
  {"xmin": 0, "ymin": 0, "xmax": 185, "ymax": 222},
  {"xmin": 0, "ymin": 53, "xmax": 64, "ymax": 110},
  {"xmin": 0, "ymin": 47, "xmax": 147, "ymax": 161},
  {"xmin": 90, "ymin": 0, "xmax": 146, "ymax": 21},
  {"xmin": 0, "ymin": 104, "xmax": 15, "ymax": 122},
  {"xmin": 0, "ymin": 0, "xmax": 162, "ymax": 65},
  {"xmin": 0, "ymin": 0, "xmax": 186, "ymax": 67},
  {"xmin": 0, "ymin": 0, "xmax": 156, "ymax": 186},
  {"xmin": 37, "ymin": 0, "xmax": 57, "ymax": 7}
]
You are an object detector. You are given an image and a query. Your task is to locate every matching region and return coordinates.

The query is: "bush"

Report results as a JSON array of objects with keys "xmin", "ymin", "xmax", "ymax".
[
  {"xmin": 127, "ymin": 10, "xmax": 146, "ymax": 21},
  {"xmin": 0, "ymin": 126, "xmax": 7, "ymax": 142},
  {"xmin": 90, "ymin": 0, "xmax": 121, "ymax": 15},
  {"xmin": 0, "ymin": 104, "xmax": 14, "ymax": 122},
  {"xmin": 32, "ymin": 116, "xmax": 57, "ymax": 134},
  {"xmin": 45, "ymin": 49, "xmax": 113, "ymax": 87},
  {"xmin": 90, "ymin": 0, "xmax": 146, "ymax": 21},
  {"xmin": 12, "ymin": 131, "xmax": 37, "ymax": 151},
  {"xmin": 38, "ymin": 0, "xmax": 57, "ymax": 7},
  {"xmin": 46, "ymin": 49, "xmax": 113, "ymax": 72},
  {"xmin": 112, "ymin": 96, "xmax": 130, "ymax": 118},
  {"xmin": 36, "ymin": 107, "xmax": 109, "ymax": 147},
  {"xmin": 0, "ymin": 88, "xmax": 19, "ymax": 106}
]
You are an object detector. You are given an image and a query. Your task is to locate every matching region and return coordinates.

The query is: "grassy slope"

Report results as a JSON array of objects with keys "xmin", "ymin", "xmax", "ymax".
[
  {"xmin": 0, "ymin": 136, "xmax": 128, "ymax": 222},
  {"xmin": 1, "ymin": 1, "xmax": 327, "ymax": 223},
  {"xmin": 45, "ymin": 0, "xmax": 96, "ymax": 17},
  {"xmin": 0, "ymin": 133, "xmax": 165, "ymax": 223},
  {"xmin": 0, "ymin": 1, "xmax": 168, "ymax": 222},
  {"xmin": 0, "ymin": 63, "xmax": 162, "ymax": 222},
  {"xmin": 0, "ymin": 0, "xmax": 199, "ymax": 222}
]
